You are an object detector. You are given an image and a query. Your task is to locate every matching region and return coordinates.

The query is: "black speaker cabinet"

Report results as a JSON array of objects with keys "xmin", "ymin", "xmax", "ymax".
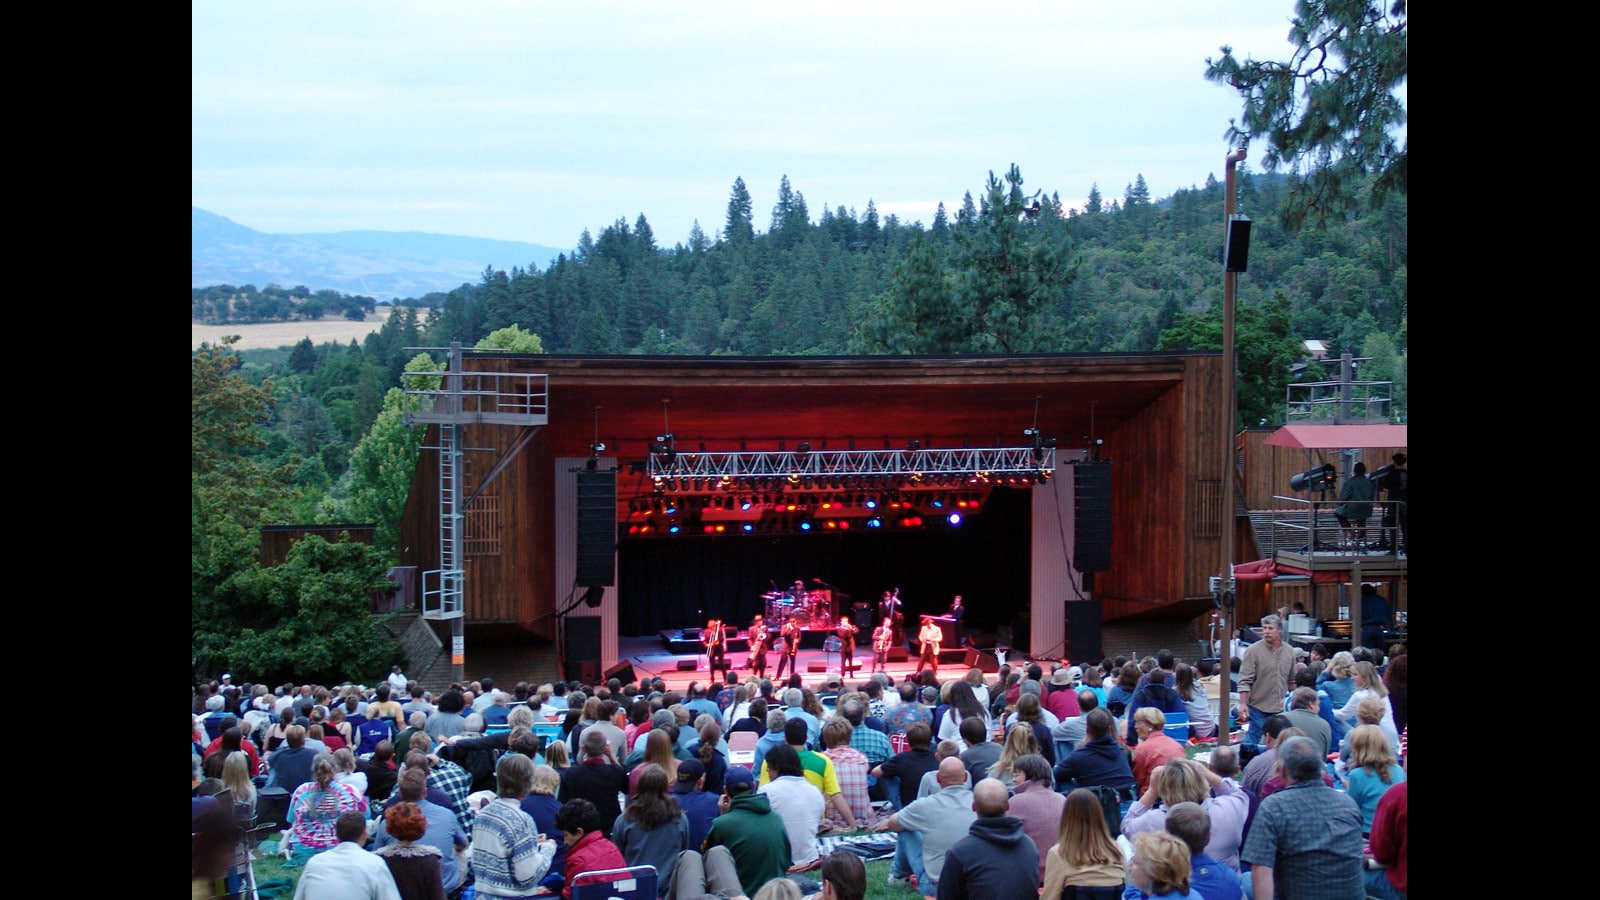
[
  {"xmin": 1067, "ymin": 601, "xmax": 1103, "ymax": 662},
  {"xmin": 963, "ymin": 647, "xmax": 999, "ymax": 673},
  {"xmin": 576, "ymin": 470, "xmax": 617, "ymax": 586},
  {"xmin": 1074, "ymin": 460, "xmax": 1113, "ymax": 573},
  {"xmin": 1224, "ymin": 213, "xmax": 1252, "ymax": 273},
  {"xmin": 603, "ymin": 661, "xmax": 636, "ymax": 685},
  {"xmin": 676, "ymin": 659, "xmax": 699, "ymax": 671},
  {"xmin": 564, "ymin": 616, "xmax": 602, "ymax": 666}
]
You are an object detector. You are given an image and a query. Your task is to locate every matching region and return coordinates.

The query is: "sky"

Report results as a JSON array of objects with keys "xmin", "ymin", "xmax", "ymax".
[{"xmin": 193, "ymin": 2, "xmax": 1305, "ymax": 251}]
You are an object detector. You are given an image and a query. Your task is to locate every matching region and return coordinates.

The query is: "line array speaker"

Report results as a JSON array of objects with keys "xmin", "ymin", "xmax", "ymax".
[
  {"xmin": 576, "ymin": 470, "xmax": 617, "ymax": 586},
  {"xmin": 1074, "ymin": 460, "xmax": 1113, "ymax": 573}
]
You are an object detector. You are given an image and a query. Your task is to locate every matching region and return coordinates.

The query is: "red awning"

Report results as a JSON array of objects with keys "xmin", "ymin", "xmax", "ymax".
[
  {"xmin": 1263, "ymin": 424, "xmax": 1407, "ymax": 450},
  {"xmin": 1233, "ymin": 558, "xmax": 1278, "ymax": 582},
  {"xmin": 1232, "ymin": 557, "xmax": 1404, "ymax": 584}
]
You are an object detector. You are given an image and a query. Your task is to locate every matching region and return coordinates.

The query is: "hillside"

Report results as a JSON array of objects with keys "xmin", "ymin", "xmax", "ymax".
[{"xmin": 191, "ymin": 208, "xmax": 566, "ymax": 301}]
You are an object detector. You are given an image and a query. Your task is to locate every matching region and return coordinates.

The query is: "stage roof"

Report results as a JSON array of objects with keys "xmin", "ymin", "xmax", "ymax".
[
  {"xmin": 1262, "ymin": 424, "xmax": 1407, "ymax": 450},
  {"xmin": 486, "ymin": 351, "xmax": 1211, "ymax": 463}
]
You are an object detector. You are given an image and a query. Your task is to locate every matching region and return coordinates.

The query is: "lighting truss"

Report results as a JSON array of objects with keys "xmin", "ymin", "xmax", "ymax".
[{"xmin": 647, "ymin": 446, "xmax": 1054, "ymax": 491}]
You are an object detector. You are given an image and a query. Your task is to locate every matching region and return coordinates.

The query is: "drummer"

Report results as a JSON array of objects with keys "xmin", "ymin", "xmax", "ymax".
[{"xmin": 788, "ymin": 580, "xmax": 809, "ymax": 603}]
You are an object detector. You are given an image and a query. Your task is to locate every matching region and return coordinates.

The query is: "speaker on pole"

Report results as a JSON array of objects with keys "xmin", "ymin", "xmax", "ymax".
[
  {"xmin": 576, "ymin": 470, "xmax": 617, "ymax": 586},
  {"xmin": 1067, "ymin": 601, "xmax": 1102, "ymax": 662},
  {"xmin": 1074, "ymin": 460, "xmax": 1113, "ymax": 573},
  {"xmin": 1224, "ymin": 213, "xmax": 1253, "ymax": 273}
]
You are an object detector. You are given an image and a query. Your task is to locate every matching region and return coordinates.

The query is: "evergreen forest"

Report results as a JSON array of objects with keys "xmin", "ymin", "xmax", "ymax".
[{"xmin": 192, "ymin": 164, "xmax": 1407, "ymax": 685}]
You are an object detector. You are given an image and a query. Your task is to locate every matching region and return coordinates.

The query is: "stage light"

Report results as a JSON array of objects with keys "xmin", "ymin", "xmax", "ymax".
[
  {"xmin": 838, "ymin": 520, "xmax": 850, "ymax": 530},
  {"xmin": 947, "ymin": 512, "xmax": 963, "ymax": 526},
  {"xmin": 866, "ymin": 517, "xmax": 882, "ymax": 528},
  {"xmin": 665, "ymin": 500, "xmax": 679, "ymax": 515},
  {"xmin": 931, "ymin": 496, "xmax": 944, "ymax": 508},
  {"xmin": 1290, "ymin": 464, "xmax": 1337, "ymax": 492},
  {"xmin": 741, "ymin": 498, "xmax": 753, "ymax": 511},
  {"xmin": 865, "ymin": 497, "xmax": 878, "ymax": 510},
  {"xmin": 799, "ymin": 519, "xmax": 813, "ymax": 531},
  {"xmin": 668, "ymin": 523, "xmax": 681, "ymax": 534},
  {"xmin": 741, "ymin": 522, "xmax": 754, "ymax": 532}
]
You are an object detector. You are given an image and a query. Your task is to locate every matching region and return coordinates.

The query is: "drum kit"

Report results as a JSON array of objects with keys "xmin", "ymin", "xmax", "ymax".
[{"xmin": 761, "ymin": 587, "xmax": 833, "ymax": 626}]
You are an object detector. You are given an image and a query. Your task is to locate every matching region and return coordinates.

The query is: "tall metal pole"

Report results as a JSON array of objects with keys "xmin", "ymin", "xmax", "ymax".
[{"xmin": 1217, "ymin": 146, "xmax": 1247, "ymax": 746}]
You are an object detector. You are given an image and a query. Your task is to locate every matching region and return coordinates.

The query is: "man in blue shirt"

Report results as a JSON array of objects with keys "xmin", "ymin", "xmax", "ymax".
[{"xmin": 371, "ymin": 768, "xmax": 468, "ymax": 894}]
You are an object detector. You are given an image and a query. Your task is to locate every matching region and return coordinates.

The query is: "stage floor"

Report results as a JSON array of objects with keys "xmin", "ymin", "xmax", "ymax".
[{"xmin": 617, "ymin": 633, "xmax": 1027, "ymax": 693}]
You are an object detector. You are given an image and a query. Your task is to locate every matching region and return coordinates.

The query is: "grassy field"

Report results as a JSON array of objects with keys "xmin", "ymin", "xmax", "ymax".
[
  {"xmin": 247, "ymin": 839, "xmax": 908, "ymax": 899},
  {"xmin": 192, "ymin": 307, "xmax": 403, "ymax": 352}
]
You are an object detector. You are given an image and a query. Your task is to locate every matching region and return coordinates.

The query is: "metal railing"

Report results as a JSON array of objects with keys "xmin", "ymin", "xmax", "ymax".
[{"xmin": 1269, "ymin": 496, "xmax": 1404, "ymax": 554}]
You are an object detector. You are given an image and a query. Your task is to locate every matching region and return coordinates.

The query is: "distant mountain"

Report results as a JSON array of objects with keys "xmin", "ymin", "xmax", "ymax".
[{"xmin": 191, "ymin": 208, "xmax": 568, "ymax": 301}]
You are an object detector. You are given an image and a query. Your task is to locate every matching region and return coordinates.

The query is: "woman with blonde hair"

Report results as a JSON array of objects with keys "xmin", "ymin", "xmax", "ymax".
[
  {"xmin": 629, "ymin": 728, "xmax": 678, "ymax": 795},
  {"xmin": 1130, "ymin": 708, "xmax": 1185, "ymax": 795},
  {"xmin": 1342, "ymin": 724, "xmax": 1406, "ymax": 834},
  {"xmin": 1318, "ymin": 650, "xmax": 1357, "ymax": 711},
  {"xmin": 1128, "ymin": 831, "xmax": 1201, "ymax": 899},
  {"xmin": 1120, "ymin": 758, "xmax": 1249, "ymax": 871},
  {"xmin": 1332, "ymin": 660, "xmax": 1397, "ymax": 737},
  {"xmin": 543, "ymin": 738, "xmax": 570, "ymax": 770},
  {"xmin": 330, "ymin": 746, "xmax": 368, "ymax": 806},
  {"xmin": 221, "ymin": 750, "xmax": 257, "ymax": 821},
  {"xmin": 288, "ymin": 755, "xmax": 365, "ymax": 853},
  {"xmin": 992, "ymin": 721, "xmax": 1042, "ymax": 790},
  {"xmin": 1041, "ymin": 787, "xmax": 1127, "ymax": 899}
]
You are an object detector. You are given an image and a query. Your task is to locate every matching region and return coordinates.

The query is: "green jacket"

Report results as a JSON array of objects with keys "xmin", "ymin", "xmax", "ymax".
[{"xmin": 704, "ymin": 789, "xmax": 791, "ymax": 894}]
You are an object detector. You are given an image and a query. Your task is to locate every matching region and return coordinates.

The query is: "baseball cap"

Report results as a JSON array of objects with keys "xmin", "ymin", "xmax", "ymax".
[
  {"xmin": 1067, "ymin": 666, "xmax": 1083, "ymax": 682},
  {"xmin": 723, "ymin": 766, "xmax": 755, "ymax": 791},
  {"xmin": 674, "ymin": 758, "xmax": 706, "ymax": 791}
]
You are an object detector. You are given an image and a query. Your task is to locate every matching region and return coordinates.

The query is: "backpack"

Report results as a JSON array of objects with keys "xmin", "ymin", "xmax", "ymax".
[{"xmin": 1089, "ymin": 783, "xmax": 1124, "ymax": 835}]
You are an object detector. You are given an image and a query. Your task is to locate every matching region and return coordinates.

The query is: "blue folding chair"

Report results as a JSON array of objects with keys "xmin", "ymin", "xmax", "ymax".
[
  {"xmin": 572, "ymin": 865, "xmax": 658, "ymax": 900},
  {"xmin": 1162, "ymin": 710, "xmax": 1190, "ymax": 743}
]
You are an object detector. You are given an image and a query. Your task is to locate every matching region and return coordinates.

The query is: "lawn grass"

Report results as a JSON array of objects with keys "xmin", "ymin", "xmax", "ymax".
[{"xmin": 243, "ymin": 837, "xmax": 913, "ymax": 899}]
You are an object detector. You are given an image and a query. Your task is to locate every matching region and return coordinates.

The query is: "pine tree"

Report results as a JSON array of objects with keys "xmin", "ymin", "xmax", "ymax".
[{"xmin": 724, "ymin": 177, "xmax": 755, "ymax": 244}]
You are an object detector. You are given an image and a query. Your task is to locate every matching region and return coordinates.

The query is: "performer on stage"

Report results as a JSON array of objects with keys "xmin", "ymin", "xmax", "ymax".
[
  {"xmin": 871, "ymin": 620, "xmax": 893, "ymax": 675},
  {"xmin": 880, "ymin": 589, "xmax": 905, "ymax": 649},
  {"xmin": 746, "ymin": 613, "xmax": 769, "ymax": 678},
  {"xmin": 773, "ymin": 615, "xmax": 803, "ymax": 680},
  {"xmin": 948, "ymin": 594, "xmax": 967, "ymax": 649},
  {"xmin": 835, "ymin": 618, "xmax": 860, "ymax": 678},
  {"xmin": 915, "ymin": 615, "xmax": 943, "ymax": 679},
  {"xmin": 703, "ymin": 618, "xmax": 728, "ymax": 675}
]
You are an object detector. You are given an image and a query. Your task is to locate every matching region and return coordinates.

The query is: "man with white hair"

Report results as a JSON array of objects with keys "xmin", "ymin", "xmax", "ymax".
[{"xmin": 782, "ymin": 687, "xmax": 821, "ymax": 749}]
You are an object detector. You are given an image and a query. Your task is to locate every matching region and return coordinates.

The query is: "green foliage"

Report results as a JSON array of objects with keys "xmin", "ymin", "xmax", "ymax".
[
  {"xmin": 1206, "ymin": 0, "xmax": 1407, "ymax": 229},
  {"xmin": 199, "ymin": 534, "xmax": 402, "ymax": 686},
  {"xmin": 1157, "ymin": 292, "xmax": 1303, "ymax": 428},
  {"xmin": 476, "ymin": 323, "xmax": 546, "ymax": 353}
]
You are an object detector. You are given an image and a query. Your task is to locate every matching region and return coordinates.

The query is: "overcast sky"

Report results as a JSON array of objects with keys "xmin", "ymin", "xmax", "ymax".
[{"xmin": 193, "ymin": 1, "xmax": 1303, "ymax": 250}]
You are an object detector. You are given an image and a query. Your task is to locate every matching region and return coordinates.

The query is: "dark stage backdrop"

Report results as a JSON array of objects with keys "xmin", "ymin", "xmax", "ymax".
[{"xmin": 617, "ymin": 487, "xmax": 1032, "ymax": 637}]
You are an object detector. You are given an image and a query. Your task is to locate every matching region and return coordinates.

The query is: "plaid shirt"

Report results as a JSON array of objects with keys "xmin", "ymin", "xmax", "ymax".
[
  {"xmin": 849, "ymin": 723, "xmax": 893, "ymax": 767},
  {"xmin": 823, "ymin": 745, "xmax": 879, "ymax": 829},
  {"xmin": 429, "ymin": 758, "xmax": 476, "ymax": 832}
]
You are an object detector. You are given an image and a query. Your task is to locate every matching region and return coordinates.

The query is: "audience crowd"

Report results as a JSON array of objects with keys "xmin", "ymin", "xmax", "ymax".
[{"xmin": 192, "ymin": 620, "xmax": 1407, "ymax": 900}]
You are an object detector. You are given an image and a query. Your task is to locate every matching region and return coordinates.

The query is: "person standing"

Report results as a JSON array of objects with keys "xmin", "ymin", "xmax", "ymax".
[
  {"xmin": 947, "ymin": 595, "xmax": 967, "ymax": 649},
  {"xmin": 916, "ymin": 616, "xmax": 944, "ymax": 680},
  {"xmin": 747, "ymin": 614, "xmax": 770, "ymax": 679},
  {"xmin": 1234, "ymin": 614, "xmax": 1296, "ymax": 748},
  {"xmin": 1380, "ymin": 452, "xmax": 1407, "ymax": 555},
  {"xmin": 871, "ymin": 620, "xmax": 894, "ymax": 675},
  {"xmin": 703, "ymin": 619, "xmax": 728, "ymax": 677},
  {"xmin": 1335, "ymin": 462, "xmax": 1376, "ymax": 550},
  {"xmin": 835, "ymin": 618, "xmax": 859, "ymax": 678},
  {"xmin": 774, "ymin": 616, "xmax": 803, "ymax": 681}
]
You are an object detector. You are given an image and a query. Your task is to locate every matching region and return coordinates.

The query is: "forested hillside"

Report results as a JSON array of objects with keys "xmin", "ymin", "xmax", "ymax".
[{"xmin": 192, "ymin": 164, "xmax": 1405, "ymax": 684}]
